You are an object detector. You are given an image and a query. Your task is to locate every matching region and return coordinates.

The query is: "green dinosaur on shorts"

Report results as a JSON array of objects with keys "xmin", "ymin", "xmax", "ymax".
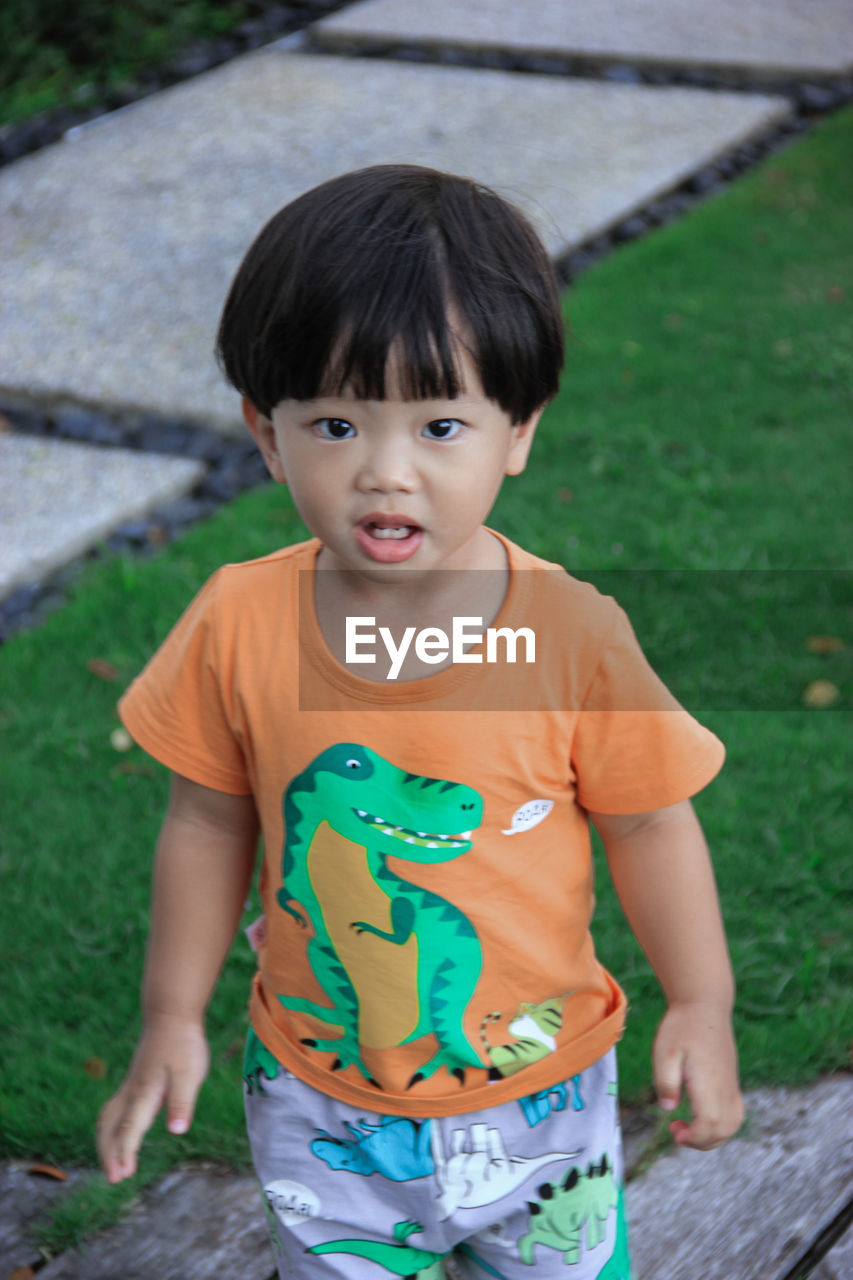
[
  {"xmin": 518, "ymin": 1154, "xmax": 620, "ymax": 1267},
  {"xmin": 307, "ymin": 1218, "xmax": 447, "ymax": 1278},
  {"xmin": 594, "ymin": 1189, "xmax": 631, "ymax": 1279},
  {"xmin": 308, "ymin": 1218, "xmax": 507, "ymax": 1278}
]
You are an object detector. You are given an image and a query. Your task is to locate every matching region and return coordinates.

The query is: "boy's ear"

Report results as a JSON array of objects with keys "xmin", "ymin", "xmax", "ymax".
[
  {"xmin": 242, "ymin": 398, "xmax": 287, "ymax": 485},
  {"xmin": 505, "ymin": 405, "xmax": 545, "ymax": 477}
]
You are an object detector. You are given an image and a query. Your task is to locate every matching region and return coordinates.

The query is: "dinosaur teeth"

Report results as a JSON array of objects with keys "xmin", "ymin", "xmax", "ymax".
[{"xmin": 353, "ymin": 809, "xmax": 473, "ymax": 845}]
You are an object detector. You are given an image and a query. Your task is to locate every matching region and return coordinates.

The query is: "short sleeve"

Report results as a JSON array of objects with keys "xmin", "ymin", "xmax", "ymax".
[
  {"xmin": 118, "ymin": 572, "xmax": 252, "ymax": 794},
  {"xmin": 572, "ymin": 603, "xmax": 724, "ymax": 814}
]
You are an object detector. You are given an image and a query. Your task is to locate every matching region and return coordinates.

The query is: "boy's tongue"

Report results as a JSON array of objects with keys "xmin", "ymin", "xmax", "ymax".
[{"xmin": 356, "ymin": 517, "xmax": 424, "ymax": 563}]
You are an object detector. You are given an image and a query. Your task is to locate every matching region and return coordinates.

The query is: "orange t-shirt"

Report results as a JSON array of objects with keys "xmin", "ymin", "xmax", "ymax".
[{"xmin": 119, "ymin": 531, "xmax": 724, "ymax": 1116}]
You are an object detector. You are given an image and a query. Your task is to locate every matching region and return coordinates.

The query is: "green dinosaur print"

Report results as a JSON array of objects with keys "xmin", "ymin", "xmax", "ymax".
[
  {"xmin": 308, "ymin": 1219, "xmax": 508, "ymax": 1279},
  {"xmin": 518, "ymin": 1154, "xmax": 619, "ymax": 1266},
  {"xmin": 243, "ymin": 1027, "xmax": 281, "ymax": 1095},
  {"xmin": 277, "ymin": 743, "xmax": 484, "ymax": 1087},
  {"xmin": 594, "ymin": 1191, "xmax": 631, "ymax": 1280},
  {"xmin": 307, "ymin": 1218, "xmax": 447, "ymax": 1278}
]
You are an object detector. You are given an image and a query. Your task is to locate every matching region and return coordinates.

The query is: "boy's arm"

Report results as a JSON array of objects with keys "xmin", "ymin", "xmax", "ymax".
[
  {"xmin": 97, "ymin": 773, "xmax": 259, "ymax": 1183},
  {"xmin": 590, "ymin": 797, "xmax": 744, "ymax": 1150}
]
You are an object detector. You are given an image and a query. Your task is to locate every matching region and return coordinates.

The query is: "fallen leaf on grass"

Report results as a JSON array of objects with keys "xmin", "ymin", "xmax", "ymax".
[
  {"xmin": 28, "ymin": 1163, "xmax": 68, "ymax": 1181},
  {"xmin": 114, "ymin": 761, "xmax": 154, "ymax": 778},
  {"xmin": 802, "ymin": 679, "xmax": 841, "ymax": 708},
  {"xmin": 84, "ymin": 1057, "xmax": 107, "ymax": 1080},
  {"xmin": 806, "ymin": 634, "xmax": 844, "ymax": 654},
  {"xmin": 86, "ymin": 658, "xmax": 120, "ymax": 680},
  {"xmin": 556, "ymin": 488, "xmax": 573, "ymax": 503},
  {"xmin": 827, "ymin": 284, "xmax": 845, "ymax": 302}
]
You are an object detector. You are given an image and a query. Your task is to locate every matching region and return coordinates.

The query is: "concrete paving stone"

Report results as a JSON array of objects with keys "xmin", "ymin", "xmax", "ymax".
[
  {"xmin": 0, "ymin": 1165, "xmax": 92, "ymax": 1275},
  {"xmin": 0, "ymin": 51, "xmax": 789, "ymax": 433},
  {"xmin": 36, "ymin": 1171, "xmax": 274, "ymax": 1280},
  {"xmin": 625, "ymin": 1074, "xmax": 853, "ymax": 1280},
  {"xmin": 313, "ymin": 0, "xmax": 853, "ymax": 79},
  {"xmin": 0, "ymin": 435, "xmax": 205, "ymax": 598}
]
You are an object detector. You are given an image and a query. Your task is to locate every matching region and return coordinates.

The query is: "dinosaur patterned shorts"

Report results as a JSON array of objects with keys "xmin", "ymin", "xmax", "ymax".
[{"xmin": 244, "ymin": 1039, "xmax": 631, "ymax": 1278}]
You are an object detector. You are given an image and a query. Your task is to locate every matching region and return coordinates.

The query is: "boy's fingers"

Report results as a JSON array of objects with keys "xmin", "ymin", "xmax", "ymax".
[
  {"xmin": 165, "ymin": 1067, "xmax": 203, "ymax": 1135},
  {"xmin": 97, "ymin": 1079, "xmax": 167, "ymax": 1182},
  {"xmin": 670, "ymin": 1073, "xmax": 745, "ymax": 1150},
  {"xmin": 653, "ymin": 1043, "xmax": 685, "ymax": 1113},
  {"xmin": 670, "ymin": 1114, "xmax": 725, "ymax": 1150}
]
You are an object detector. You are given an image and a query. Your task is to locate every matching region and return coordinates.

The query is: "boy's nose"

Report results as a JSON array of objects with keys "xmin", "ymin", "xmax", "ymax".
[{"xmin": 355, "ymin": 439, "xmax": 417, "ymax": 493}]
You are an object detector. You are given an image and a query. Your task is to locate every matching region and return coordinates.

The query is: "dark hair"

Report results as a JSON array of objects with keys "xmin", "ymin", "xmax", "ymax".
[{"xmin": 215, "ymin": 164, "xmax": 564, "ymax": 424}]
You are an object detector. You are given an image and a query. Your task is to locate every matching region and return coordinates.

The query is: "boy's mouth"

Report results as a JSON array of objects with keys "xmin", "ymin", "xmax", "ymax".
[{"xmin": 355, "ymin": 515, "xmax": 424, "ymax": 563}]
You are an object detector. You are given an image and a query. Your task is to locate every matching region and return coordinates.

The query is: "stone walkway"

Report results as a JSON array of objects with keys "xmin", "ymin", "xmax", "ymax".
[
  {"xmin": 1, "ymin": 1, "xmax": 852, "ymax": 1275},
  {"xmin": 314, "ymin": 0, "xmax": 853, "ymax": 79},
  {"xmin": 0, "ymin": 54, "xmax": 788, "ymax": 429},
  {"xmin": 0, "ymin": 5, "xmax": 851, "ymax": 604},
  {"xmin": 0, "ymin": 435, "xmax": 203, "ymax": 598},
  {"xmin": 2, "ymin": 1077, "xmax": 851, "ymax": 1278},
  {"xmin": 3, "ymin": 0, "xmax": 839, "ymax": 597}
]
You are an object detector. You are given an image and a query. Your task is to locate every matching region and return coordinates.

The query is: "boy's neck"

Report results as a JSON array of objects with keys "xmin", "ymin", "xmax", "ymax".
[{"xmin": 313, "ymin": 529, "xmax": 510, "ymax": 683}]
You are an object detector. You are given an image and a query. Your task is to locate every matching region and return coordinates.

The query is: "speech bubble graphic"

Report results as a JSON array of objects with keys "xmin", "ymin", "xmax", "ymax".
[
  {"xmin": 502, "ymin": 798, "xmax": 553, "ymax": 835},
  {"xmin": 264, "ymin": 1179, "xmax": 320, "ymax": 1227}
]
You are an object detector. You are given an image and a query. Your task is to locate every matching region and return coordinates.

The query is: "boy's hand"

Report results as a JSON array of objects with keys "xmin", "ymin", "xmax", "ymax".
[
  {"xmin": 97, "ymin": 1014, "xmax": 209, "ymax": 1183},
  {"xmin": 653, "ymin": 1001, "xmax": 744, "ymax": 1150}
]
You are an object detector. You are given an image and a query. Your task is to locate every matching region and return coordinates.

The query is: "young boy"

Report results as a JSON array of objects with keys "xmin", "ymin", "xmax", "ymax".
[{"xmin": 98, "ymin": 165, "xmax": 743, "ymax": 1277}]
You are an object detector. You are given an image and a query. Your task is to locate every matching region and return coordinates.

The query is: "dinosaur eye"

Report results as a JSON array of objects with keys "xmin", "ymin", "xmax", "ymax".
[{"xmin": 345, "ymin": 758, "xmax": 362, "ymax": 769}]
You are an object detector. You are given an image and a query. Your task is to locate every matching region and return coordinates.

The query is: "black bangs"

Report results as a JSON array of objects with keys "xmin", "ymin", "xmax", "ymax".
[
  {"xmin": 216, "ymin": 165, "xmax": 564, "ymax": 423},
  {"xmin": 287, "ymin": 227, "xmax": 468, "ymax": 406}
]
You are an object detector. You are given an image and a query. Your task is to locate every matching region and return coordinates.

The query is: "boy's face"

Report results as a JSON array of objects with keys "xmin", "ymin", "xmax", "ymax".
[{"xmin": 243, "ymin": 345, "xmax": 542, "ymax": 581}]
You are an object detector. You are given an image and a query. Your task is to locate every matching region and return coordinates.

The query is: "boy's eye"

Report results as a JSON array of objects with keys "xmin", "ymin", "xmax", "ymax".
[
  {"xmin": 314, "ymin": 417, "xmax": 355, "ymax": 439},
  {"xmin": 423, "ymin": 418, "xmax": 463, "ymax": 441}
]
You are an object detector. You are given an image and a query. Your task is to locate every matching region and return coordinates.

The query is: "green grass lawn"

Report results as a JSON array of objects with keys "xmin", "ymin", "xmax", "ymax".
[
  {"xmin": 0, "ymin": 0, "xmax": 252, "ymax": 126},
  {"xmin": 1, "ymin": 105, "xmax": 851, "ymax": 1247}
]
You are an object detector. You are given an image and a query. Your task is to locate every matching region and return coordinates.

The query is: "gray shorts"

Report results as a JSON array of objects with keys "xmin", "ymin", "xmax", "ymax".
[{"xmin": 244, "ymin": 1037, "xmax": 631, "ymax": 1278}]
